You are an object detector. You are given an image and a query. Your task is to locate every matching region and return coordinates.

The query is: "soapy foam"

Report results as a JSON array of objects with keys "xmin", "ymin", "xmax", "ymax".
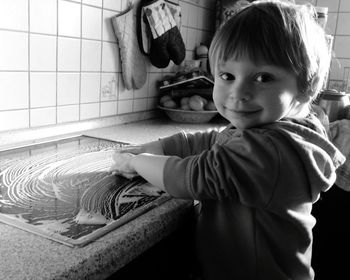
[{"xmin": 0, "ymin": 138, "xmax": 164, "ymax": 242}]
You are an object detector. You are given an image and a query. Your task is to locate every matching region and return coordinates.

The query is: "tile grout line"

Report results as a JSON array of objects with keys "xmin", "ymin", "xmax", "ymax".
[
  {"xmin": 99, "ymin": 0, "xmax": 104, "ymax": 118},
  {"xmin": 79, "ymin": 1, "xmax": 83, "ymax": 121},
  {"xmin": 56, "ymin": 0, "xmax": 59, "ymax": 124},
  {"xmin": 28, "ymin": 0, "xmax": 31, "ymax": 128}
]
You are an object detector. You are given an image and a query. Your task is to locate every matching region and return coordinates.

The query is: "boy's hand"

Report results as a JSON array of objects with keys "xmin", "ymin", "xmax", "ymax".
[{"xmin": 110, "ymin": 152, "xmax": 138, "ymax": 179}]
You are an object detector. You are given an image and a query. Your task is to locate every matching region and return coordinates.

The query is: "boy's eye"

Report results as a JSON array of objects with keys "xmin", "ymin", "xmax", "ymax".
[
  {"xmin": 219, "ymin": 72, "xmax": 235, "ymax": 81},
  {"xmin": 255, "ymin": 73, "xmax": 274, "ymax": 83}
]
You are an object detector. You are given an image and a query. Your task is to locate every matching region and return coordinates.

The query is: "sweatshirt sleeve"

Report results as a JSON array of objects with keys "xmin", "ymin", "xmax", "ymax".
[
  {"xmin": 163, "ymin": 129, "xmax": 280, "ymax": 208},
  {"xmin": 160, "ymin": 128, "xmax": 220, "ymax": 157}
]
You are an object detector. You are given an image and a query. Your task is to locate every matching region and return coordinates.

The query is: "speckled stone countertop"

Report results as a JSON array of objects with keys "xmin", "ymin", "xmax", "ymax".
[{"xmin": 0, "ymin": 117, "xmax": 226, "ymax": 280}]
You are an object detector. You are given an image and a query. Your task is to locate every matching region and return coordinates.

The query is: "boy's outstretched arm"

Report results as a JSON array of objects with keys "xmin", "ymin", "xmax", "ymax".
[{"xmin": 131, "ymin": 153, "xmax": 170, "ymax": 191}]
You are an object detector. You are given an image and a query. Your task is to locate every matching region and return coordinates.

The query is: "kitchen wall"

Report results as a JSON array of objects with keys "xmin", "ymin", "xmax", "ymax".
[
  {"xmin": 295, "ymin": 0, "xmax": 350, "ymax": 90},
  {"xmin": 0, "ymin": 0, "xmax": 216, "ymax": 133},
  {"xmin": 2, "ymin": 0, "xmax": 347, "ymax": 135}
]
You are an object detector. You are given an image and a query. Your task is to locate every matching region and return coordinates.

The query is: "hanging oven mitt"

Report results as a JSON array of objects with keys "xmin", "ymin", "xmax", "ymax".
[
  {"xmin": 112, "ymin": 3, "xmax": 147, "ymax": 90},
  {"xmin": 138, "ymin": 0, "xmax": 182, "ymax": 56},
  {"xmin": 142, "ymin": 0, "xmax": 185, "ymax": 68}
]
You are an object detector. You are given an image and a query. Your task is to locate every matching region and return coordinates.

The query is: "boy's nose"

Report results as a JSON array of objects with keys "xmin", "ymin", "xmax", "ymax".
[{"xmin": 228, "ymin": 81, "xmax": 251, "ymax": 101}]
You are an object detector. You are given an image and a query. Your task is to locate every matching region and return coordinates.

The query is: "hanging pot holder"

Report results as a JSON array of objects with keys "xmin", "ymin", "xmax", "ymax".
[
  {"xmin": 137, "ymin": 0, "xmax": 185, "ymax": 68},
  {"xmin": 112, "ymin": 3, "xmax": 148, "ymax": 90}
]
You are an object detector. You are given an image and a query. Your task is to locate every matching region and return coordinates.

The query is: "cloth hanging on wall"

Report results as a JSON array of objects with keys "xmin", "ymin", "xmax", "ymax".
[
  {"xmin": 138, "ymin": 0, "xmax": 185, "ymax": 68},
  {"xmin": 112, "ymin": 3, "xmax": 148, "ymax": 90}
]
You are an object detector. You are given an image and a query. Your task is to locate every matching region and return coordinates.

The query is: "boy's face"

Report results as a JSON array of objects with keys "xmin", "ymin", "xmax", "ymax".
[{"xmin": 213, "ymin": 57, "xmax": 299, "ymax": 129}]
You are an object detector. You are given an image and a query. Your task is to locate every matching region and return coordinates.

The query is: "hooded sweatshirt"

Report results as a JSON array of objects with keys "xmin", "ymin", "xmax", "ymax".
[{"xmin": 160, "ymin": 115, "xmax": 345, "ymax": 280}]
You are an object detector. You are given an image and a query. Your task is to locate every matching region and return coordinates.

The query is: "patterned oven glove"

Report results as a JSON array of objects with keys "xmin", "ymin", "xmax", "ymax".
[
  {"xmin": 112, "ymin": 3, "xmax": 148, "ymax": 90},
  {"xmin": 142, "ymin": 0, "xmax": 185, "ymax": 68}
]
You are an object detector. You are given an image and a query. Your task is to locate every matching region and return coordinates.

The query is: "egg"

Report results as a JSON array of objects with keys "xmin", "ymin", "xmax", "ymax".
[
  {"xmin": 189, "ymin": 95, "xmax": 205, "ymax": 111},
  {"xmin": 204, "ymin": 101, "xmax": 216, "ymax": 111}
]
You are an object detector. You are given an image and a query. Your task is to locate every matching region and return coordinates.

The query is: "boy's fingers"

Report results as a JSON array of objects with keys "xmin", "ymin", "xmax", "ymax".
[{"xmin": 110, "ymin": 170, "xmax": 138, "ymax": 179}]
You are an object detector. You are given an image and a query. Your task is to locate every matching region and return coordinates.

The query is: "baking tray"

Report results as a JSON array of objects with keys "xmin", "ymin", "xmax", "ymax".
[{"xmin": 0, "ymin": 135, "xmax": 170, "ymax": 247}]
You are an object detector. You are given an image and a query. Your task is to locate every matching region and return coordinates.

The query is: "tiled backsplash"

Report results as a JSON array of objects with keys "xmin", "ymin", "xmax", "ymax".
[
  {"xmin": 0, "ymin": 0, "xmax": 216, "ymax": 133},
  {"xmin": 296, "ymin": 0, "xmax": 350, "ymax": 90},
  {"xmin": 2, "ymin": 0, "xmax": 346, "ymax": 134}
]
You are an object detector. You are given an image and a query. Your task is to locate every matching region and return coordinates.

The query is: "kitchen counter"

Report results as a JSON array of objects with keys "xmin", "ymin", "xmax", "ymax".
[{"xmin": 0, "ymin": 117, "xmax": 227, "ymax": 280}]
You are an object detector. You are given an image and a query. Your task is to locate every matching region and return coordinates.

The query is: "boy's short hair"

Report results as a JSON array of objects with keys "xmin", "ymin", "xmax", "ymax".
[{"xmin": 209, "ymin": 0, "xmax": 331, "ymax": 100}]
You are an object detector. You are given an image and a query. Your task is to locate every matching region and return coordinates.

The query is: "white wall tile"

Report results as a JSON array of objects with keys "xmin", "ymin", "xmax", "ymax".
[
  {"xmin": 81, "ymin": 40, "xmax": 101, "ymax": 71},
  {"xmin": 317, "ymin": 0, "xmax": 339, "ymax": 12},
  {"xmin": 118, "ymin": 99, "xmax": 133, "ymax": 114},
  {"xmin": 148, "ymin": 73, "xmax": 161, "ymax": 97},
  {"xmin": 329, "ymin": 58, "xmax": 350, "ymax": 80},
  {"xmin": 180, "ymin": 2, "xmax": 190, "ymax": 27},
  {"xmin": 30, "ymin": 0, "xmax": 57, "ymax": 35},
  {"xmin": 30, "ymin": 34, "xmax": 56, "ymax": 71},
  {"xmin": 186, "ymin": 28, "xmax": 197, "ymax": 52},
  {"xmin": 196, "ymin": 7, "xmax": 206, "ymax": 30},
  {"xmin": 83, "ymin": 0, "xmax": 102, "ymax": 7},
  {"xmin": 82, "ymin": 5, "xmax": 102, "ymax": 40},
  {"xmin": 80, "ymin": 102, "xmax": 99, "ymax": 119},
  {"xmin": 326, "ymin": 13, "xmax": 338, "ymax": 35},
  {"xmin": 336, "ymin": 13, "xmax": 350, "ymax": 35},
  {"xmin": 118, "ymin": 73, "xmax": 134, "ymax": 100},
  {"xmin": 0, "ymin": 72, "xmax": 28, "ymax": 110},
  {"xmin": 188, "ymin": 4, "xmax": 198, "ymax": 28},
  {"xmin": 121, "ymin": 0, "xmax": 131, "ymax": 11},
  {"xmin": 57, "ymin": 105, "xmax": 79, "ymax": 123},
  {"xmin": 0, "ymin": 110, "xmax": 29, "ymax": 132},
  {"xmin": 57, "ymin": 73, "xmax": 80, "ymax": 105},
  {"xmin": 58, "ymin": 37, "xmax": 81, "ymax": 71},
  {"xmin": 185, "ymin": 50, "xmax": 194, "ymax": 60},
  {"xmin": 146, "ymin": 58, "xmax": 162, "ymax": 73},
  {"xmin": 101, "ymin": 73, "xmax": 118, "ymax": 100},
  {"xmin": 0, "ymin": 31, "xmax": 28, "ymax": 70},
  {"xmin": 180, "ymin": 26, "xmax": 187, "ymax": 47},
  {"xmin": 0, "ymin": 0, "xmax": 28, "ymax": 31},
  {"xmin": 58, "ymin": 0, "xmax": 81, "ymax": 37},
  {"xmin": 30, "ymin": 72, "xmax": 56, "ymax": 107},
  {"xmin": 340, "ymin": 0, "xmax": 350, "ymax": 12},
  {"xmin": 30, "ymin": 107, "xmax": 56, "ymax": 127},
  {"xmin": 196, "ymin": 30, "xmax": 205, "ymax": 48},
  {"xmin": 147, "ymin": 97, "xmax": 158, "ymax": 110},
  {"xmin": 102, "ymin": 9, "xmax": 117, "ymax": 42},
  {"xmin": 333, "ymin": 36, "xmax": 350, "ymax": 58},
  {"xmin": 134, "ymin": 82, "xmax": 149, "ymax": 98},
  {"xmin": 81, "ymin": 72, "xmax": 100, "ymax": 103},
  {"xmin": 133, "ymin": 98, "xmax": 147, "ymax": 112},
  {"xmin": 101, "ymin": 101, "xmax": 117, "ymax": 116},
  {"xmin": 103, "ymin": 0, "xmax": 122, "ymax": 11},
  {"xmin": 102, "ymin": 42, "xmax": 119, "ymax": 71}
]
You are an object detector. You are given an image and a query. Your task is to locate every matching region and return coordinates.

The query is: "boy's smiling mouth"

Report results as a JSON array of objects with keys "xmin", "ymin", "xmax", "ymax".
[{"xmin": 223, "ymin": 106, "xmax": 262, "ymax": 115}]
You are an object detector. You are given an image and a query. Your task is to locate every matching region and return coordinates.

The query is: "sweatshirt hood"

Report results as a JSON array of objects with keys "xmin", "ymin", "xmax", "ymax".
[{"xmin": 266, "ymin": 116, "xmax": 346, "ymax": 201}]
